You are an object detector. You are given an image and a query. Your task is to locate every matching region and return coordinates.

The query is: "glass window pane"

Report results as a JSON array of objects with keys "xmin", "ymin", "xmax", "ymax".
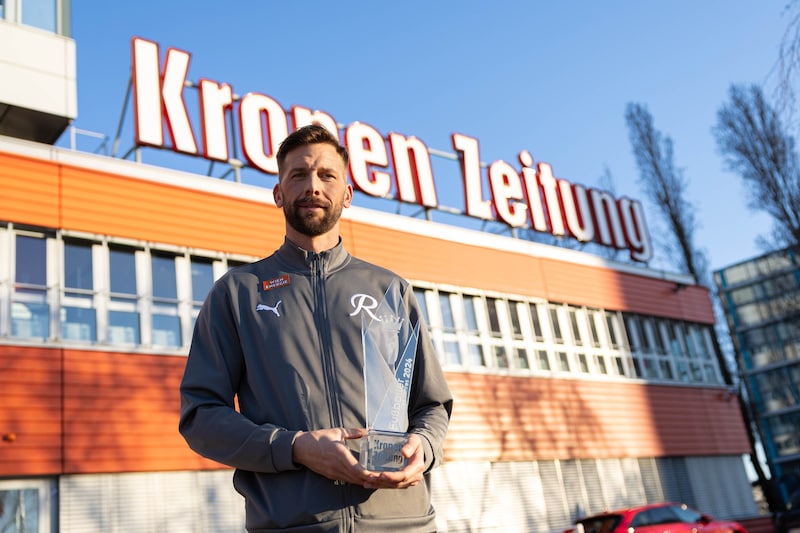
[
  {"xmin": 0, "ymin": 488, "xmax": 41, "ymax": 532},
  {"xmin": 606, "ymin": 314, "xmax": 620, "ymax": 347},
  {"xmin": 22, "ymin": 0, "xmax": 57, "ymax": 32},
  {"xmin": 576, "ymin": 353, "xmax": 589, "ymax": 372},
  {"xmin": 549, "ymin": 307, "xmax": 563, "ymax": 342},
  {"xmin": 494, "ymin": 346, "xmax": 509, "ymax": 368},
  {"xmin": 569, "ymin": 308, "xmax": 583, "ymax": 345},
  {"xmin": 413, "ymin": 288, "xmax": 429, "ymax": 324},
  {"xmin": 508, "ymin": 302, "xmax": 523, "ymax": 337},
  {"xmin": 191, "ymin": 258, "xmax": 214, "ymax": 302},
  {"xmin": 486, "ymin": 298, "xmax": 501, "ymax": 334},
  {"xmin": 463, "ymin": 296, "xmax": 479, "ymax": 332},
  {"xmin": 60, "ymin": 306, "xmax": 96, "ymax": 341},
  {"xmin": 11, "ymin": 301, "xmax": 49, "ymax": 338},
  {"xmin": 152, "ymin": 314, "xmax": 181, "ymax": 347},
  {"xmin": 16, "ymin": 235, "xmax": 46, "ymax": 285},
  {"xmin": 64, "ymin": 241, "xmax": 93, "ymax": 290},
  {"xmin": 110, "ymin": 248, "xmax": 137, "ymax": 295},
  {"xmin": 530, "ymin": 304, "xmax": 544, "ymax": 340},
  {"xmin": 439, "ymin": 292, "xmax": 455, "ymax": 330},
  {"xmin": 515, "ymin": 348, "xmax": 529, "ymax": 369},
  {"xmin": 467, "ymin": 343, "xmax": 485, "ymax": 367},
  {"xmin": 152, "ymin": 254, "xmax": 177, "ymax": 299},
  {"xmin": 108, "ymin": 310, "xmax": 140, "ymax": 344},
  {"xmin": 536, "ymin": 349, "xmax": 550, "ymax": 371},
  {"xmin": 557, "ymin": 351, "xmax": 569, "ymax": 371},
  {"xmin": 594, "ymin": 355, "xmax": 608, "ymax": 374},
  {"xmin": 443, "ymin": 340, "xmax": 461, "ymax": 366},
  {"xmin": 588, "ymin": 311, "xmax": 601, "ymax": 347}
]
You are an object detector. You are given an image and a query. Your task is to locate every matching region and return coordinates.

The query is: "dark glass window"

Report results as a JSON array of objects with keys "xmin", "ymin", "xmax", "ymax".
[
  {"xmin": 62, "ymin": 241, "xmax": 96, "ymax": 341},
  {"xmin": 12, "ymin": 235, "xmax": 49, "ymax": 339}
]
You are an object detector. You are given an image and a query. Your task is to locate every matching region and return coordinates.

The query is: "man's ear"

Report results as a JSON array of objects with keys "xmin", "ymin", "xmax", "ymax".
[
  {"xmin": 343, "ymin": 184, "xmax": 353, "ymax": 208},
  {"xmin": 273, "ymin": 183, "xmax": 283, "ymax": 207}
]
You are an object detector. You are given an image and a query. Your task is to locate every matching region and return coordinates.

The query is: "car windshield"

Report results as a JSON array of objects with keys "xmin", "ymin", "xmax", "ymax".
[
  {"xmin": 577, "ymin": 515, "xmax": 623, "ymax": 533},
  {"xmin": 630, "ymin": 507, "xmax": 682, "ymax": 527},
  {"xmin": 671, "ymin": 505, "xmax": 703, "ymax": 523}
]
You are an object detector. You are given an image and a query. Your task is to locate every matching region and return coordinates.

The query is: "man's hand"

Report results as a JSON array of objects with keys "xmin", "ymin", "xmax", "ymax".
[
  {"xmin": 292, "ymin": 429, "xmax": 425, "ymax": 489},
  {"xmin": 362, "ymin": 433, "xmax": 425, "ymax": 490},
  {"xmin": 292, "ymin": 427, "xmax": 371, "ymax": 485}
]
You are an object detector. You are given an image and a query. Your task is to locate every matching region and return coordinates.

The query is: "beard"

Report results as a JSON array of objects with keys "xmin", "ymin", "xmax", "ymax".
[{"xmin": 283, "ymin": 196, "xmax": 344, "ymax": 237}]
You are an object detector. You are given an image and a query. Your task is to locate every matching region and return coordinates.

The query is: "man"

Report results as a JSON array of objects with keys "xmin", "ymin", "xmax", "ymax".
[{"xmin": 179, "ymin": 124, "xmax": 453, "ymax": 532}]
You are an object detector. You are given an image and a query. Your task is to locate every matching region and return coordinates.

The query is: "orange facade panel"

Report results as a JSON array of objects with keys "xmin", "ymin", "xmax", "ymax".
[
  {"xmin": 442, "ymin": 372, "xmax": 750, "ymax": 463},
  {"xmin": 0, "ymin": 151, "xmax": 60, "ymax": 229},
  {"xmin": 60, "ymin": 349, "xmax": 223, "ymax": 474},
  {"xmin": 347, "ymin": 220, "xmax": 714, "ymax": 323},
  {"xmin": 58, "ymin": 162, "xmax": 284, "ymax": 257},
  {"xmin": 0, "ymin": 345, "xmax": 748, "ymax": 477},
  {"xmin": 0, "ymin": 346, "xmax": 63, "ymax": 475},
  {"xmin": 344, "ymin": 220, "xmax": 550, "ymax": 297}
]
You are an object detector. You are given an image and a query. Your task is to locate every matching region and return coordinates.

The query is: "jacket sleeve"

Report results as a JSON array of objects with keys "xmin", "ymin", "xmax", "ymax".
[
  {"xmin": 178, "ymin": 276, "xmax": 300, "ymax": 473},
  {"xmin": 404, "ymin": 285, "xmax": 453, "ymax": 473}
]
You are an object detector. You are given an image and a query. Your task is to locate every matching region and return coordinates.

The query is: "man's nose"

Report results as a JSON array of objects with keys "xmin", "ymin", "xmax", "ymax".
[{"xmin": 303, "ymin": 174, "xmax": 322, "ymax": 195}]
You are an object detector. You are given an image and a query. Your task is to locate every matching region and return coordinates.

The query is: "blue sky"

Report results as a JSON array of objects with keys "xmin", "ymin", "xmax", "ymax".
[{"xmin": 62, "ymin": 1, "xmax": 791, "ymax": 273}]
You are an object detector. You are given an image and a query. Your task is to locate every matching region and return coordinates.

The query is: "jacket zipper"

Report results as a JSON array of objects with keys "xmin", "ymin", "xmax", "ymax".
[
  {"xmin": 312, "ymin": 253, "xmax": 343, "ymax": 427},
  {"xmin": 310, "ymin": 253, "xmax": 352, "ymax": 530}
]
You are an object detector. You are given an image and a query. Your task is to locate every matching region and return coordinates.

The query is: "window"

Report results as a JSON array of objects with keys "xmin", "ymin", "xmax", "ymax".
[
  {"xmin": 439, "ymin": 292, "xmax": 456, "ymax": 333},
  {"xmin": 535, "ymin": 349, "xmax": 551, "ymax": 371},
  {"xmin": 191, "ymin": 257, "xmax": 214, "ymax": 304},
  {"xmin": 412, "ymin": 288, "xmax": 429, "ymax": 325},
  {"xmin": 557, "ymin": 351, "xmax": 570, "ymax": 372},
  {"xmin": 549, "ymin": 305, "xmax": 564, "ymax": 343},
  {"xmin": 151, "ymin": 253, "xmax": 181, "ymax": 348},
  {"xmin": 190, "ymin": 257, "xmax": 214, "ymax": 331},
  {"xmin": 462, "ymin": 295, "xmax": 485, "ymax": 367},
  {"xmin": 605, "ymin": 313, "xmax": 621, "ymax": 348},
  {"xmin": 514, "ymin": 347, "xmax": 529, "ymax": 369},
  {"xmin": 529, "ymin": 303, "xmax": 544, "ymax": 341},
  {"xmin": 436, "ymin": 291, "xmax": 462, "ymax": 366},
  {"xmin": 61, "ymin": 240, "xmax": 96, "ymax": 341},
  {"xmin": 0, "ymin": 478, "xmax": 53, "ymax": 533},
  {"xmin": 108, "ymin": 247, "xmax": 140, "ymax": 345},
  {"xmin": 21, "ymin": 0, "xmax": 57, "ymax": 32},
  {"xmin": 587, "ymin": 309, "xmax": 602, "ymax": 348},
  {"xmin": 12, "ymin": 234, "xmax": 49, "ymax": 339},
  {"xmin": 568, "ymin": 307, "xmax": 584, "ymax": 346}
]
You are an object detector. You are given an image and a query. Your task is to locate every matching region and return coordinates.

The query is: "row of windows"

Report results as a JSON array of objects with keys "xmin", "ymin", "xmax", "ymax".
[
  {"xmin": 715, "ymin": 248, "xmax": 798, "ymax": 288},
  {"xmin": 3, "ymin": 226, "xmax": 249, "ymax": 350},
  {"xmin": 739, "ymin": 319, "xmax": 800, "ymax": 369},
  {"xmin": 412, "ymin": 283, "xmax": 722, "ymax": 384},
  {"xmin": 2, "ymin": 224, "xmax": 723, "ymax": 384},
  {"xmin": 755, "ymin": 366, "xmax": 800, "ymax": 414}
]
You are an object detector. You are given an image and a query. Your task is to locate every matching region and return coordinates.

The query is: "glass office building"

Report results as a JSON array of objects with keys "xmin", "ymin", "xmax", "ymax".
[{"xmin": 715, "ymin": 247, "xmax": 800, "ymax": 504}]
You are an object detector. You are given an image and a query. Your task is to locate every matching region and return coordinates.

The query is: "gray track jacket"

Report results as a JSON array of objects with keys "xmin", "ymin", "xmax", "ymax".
[{"xmin": 179, "ymin": 238, "xmax": 453, "ymax": 532}]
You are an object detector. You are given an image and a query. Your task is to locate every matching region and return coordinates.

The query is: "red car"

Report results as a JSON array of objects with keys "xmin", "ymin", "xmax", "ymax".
[{"xmin": 566, "ymin": 503, "xmax": 748, "ymax": 533}]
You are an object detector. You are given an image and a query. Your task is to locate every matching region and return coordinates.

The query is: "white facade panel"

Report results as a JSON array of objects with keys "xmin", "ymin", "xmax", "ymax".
[{"xmin": 0, "ymin": 20, "xmax": 77, "ymax": 118}]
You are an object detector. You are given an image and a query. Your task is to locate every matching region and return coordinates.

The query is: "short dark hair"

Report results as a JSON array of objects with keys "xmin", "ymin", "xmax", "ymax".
[{"xmin": 276, "ymin": 124, "xmax": 348, "ymax": 178}]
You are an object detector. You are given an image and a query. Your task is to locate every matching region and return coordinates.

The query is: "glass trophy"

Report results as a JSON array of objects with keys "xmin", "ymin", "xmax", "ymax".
[{"xmin": 359, "ymin": 279, "xmax": 419, "ymax": 472}]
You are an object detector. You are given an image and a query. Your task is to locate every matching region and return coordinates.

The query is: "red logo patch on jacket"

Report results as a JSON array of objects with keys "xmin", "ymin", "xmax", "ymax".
[{"xmin": 262, "ymin": 275, "xmax": 290, "ymax": 292}]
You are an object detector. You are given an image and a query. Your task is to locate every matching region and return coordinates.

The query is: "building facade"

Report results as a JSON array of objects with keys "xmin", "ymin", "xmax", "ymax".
[
  {"xmin": 715, "ymin": 247, "xmax": 800, "ymax": 506},
  {"xmin": 0, "ymin": 3, "xmax": 762, "ymax": 532}
]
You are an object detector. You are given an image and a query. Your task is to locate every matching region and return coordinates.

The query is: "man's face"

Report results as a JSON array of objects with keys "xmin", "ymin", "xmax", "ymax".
[{"xmin": 273, "ymin": 143, "xmax": 352, "ymax": 238}]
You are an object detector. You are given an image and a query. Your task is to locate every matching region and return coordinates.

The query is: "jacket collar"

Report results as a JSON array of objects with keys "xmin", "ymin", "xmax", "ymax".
[{"xmin": 276, "ymin": 237, "xmax": 350, "ymax": 272}]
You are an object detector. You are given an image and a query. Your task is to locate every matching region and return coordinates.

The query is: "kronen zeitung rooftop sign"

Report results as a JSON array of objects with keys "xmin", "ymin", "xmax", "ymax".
[{"xmin": 131, "ymin": 37, "xmax": 652, "ymax": 262}]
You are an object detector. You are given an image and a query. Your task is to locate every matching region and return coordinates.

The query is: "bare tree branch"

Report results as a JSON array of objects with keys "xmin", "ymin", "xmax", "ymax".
[
  {"xmin": 624, "ymin": 103, "xmax": 708, "ymax": 283},
  {"xmin": 713, "ymin": 84, "xmax": 800, "ymax": 247}
]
